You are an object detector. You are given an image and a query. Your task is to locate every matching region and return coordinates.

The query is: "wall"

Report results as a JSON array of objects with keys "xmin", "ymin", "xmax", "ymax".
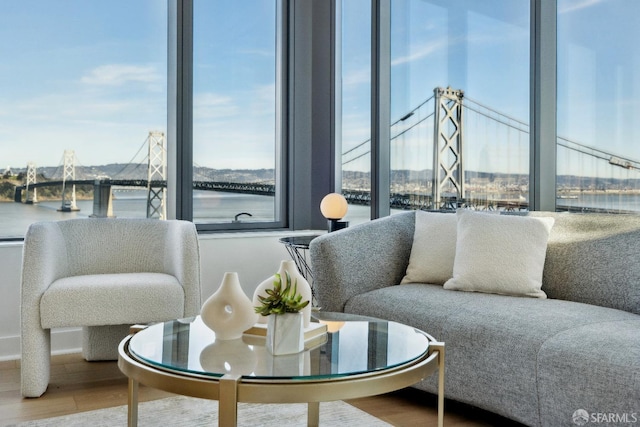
[{"xmin": 0, "ymin": 230, "xmax": 320, "ymax": 361}]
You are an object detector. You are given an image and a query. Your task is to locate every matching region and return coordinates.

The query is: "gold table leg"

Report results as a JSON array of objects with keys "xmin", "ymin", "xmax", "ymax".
[
  {"xmin": 429, "ymin": 342, "xmax": 446, "ymax": 427},
  {"xmin": 128, "ymin": 377, "xmax": 139, "ymax": 427},
  {"xmin": 220, "ymin": 374, "xmax": 241, "ymax": 427},
  {"xmin": 307, "ymin": 402, "xmax": 320, "ymax": 427}
]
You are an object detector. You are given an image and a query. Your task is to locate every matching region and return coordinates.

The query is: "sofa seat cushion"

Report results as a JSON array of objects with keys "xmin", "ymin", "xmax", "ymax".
[
  {"xmin": 537, "ymin": 320, "xmax": 640, "ymax": 427},
  {"xmin": 40, "ymin": 273, "xmax": 185, "ymax": 328},
  {"xmin": 344, "ymin": 284, "xmax": 638, "ymax": 426}
]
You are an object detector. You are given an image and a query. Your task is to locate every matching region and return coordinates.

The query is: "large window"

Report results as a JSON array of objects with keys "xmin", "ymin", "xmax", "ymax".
[
  {"xmin": 192, "ymin": 0, "xmax": 283, "ymax": 230},
  {"xmin": 557, "ymin": 0, "xmax": 640, "ymax": 213},
  {"xmin": 0, "ymin": 0, "xmax": 167, "ymax": 239},
  {"xmin": 340, "ymin": 1, "xmax": 530, "ymax": 219},
  {"xmin": 4, "ymin": 2, "xmax": 640, "ymax": 240}
]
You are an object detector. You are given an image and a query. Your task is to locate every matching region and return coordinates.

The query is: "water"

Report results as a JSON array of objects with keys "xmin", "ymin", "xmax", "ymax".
[
  {"xmin": 2, "ymin": 191, "xmax": 638, "ymax": 239},
  {"xmin": 0, "ymin": 190, "xmax": 372, "ymax": 239}
]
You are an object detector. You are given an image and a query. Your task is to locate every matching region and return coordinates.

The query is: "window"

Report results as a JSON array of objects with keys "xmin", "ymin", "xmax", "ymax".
[
  {"xmin": 191, "ymin": 0, "xmax": 284, "ymax": 230},
  {"xmin": 557, "ymin": 0, "xmax": 640, "ymax": 213},
  {"xmin": 0, "ymin": 0, "xmax": 167, "ymax": 239},
  {"xmin": 390, "ymin": 1, "xmax": 530, "ymax": 212},
  {"xmin": 340, "ymin": 0, "xmax": 530, "ymax": 219}
]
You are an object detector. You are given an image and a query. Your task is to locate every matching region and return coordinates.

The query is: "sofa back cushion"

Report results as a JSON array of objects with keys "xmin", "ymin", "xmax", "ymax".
[{"xmin": 530, "ymin": 211, "xmax": 640, "ymax": 315}]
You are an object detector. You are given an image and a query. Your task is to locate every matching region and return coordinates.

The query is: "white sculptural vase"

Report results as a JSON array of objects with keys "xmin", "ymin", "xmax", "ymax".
[
  {"xmin": 266, "ymin": 312, "xmax": 304, "ymax": 355},
  {"xmin": 200, "ymin": 272, "xmax": 258, "ymax": 340},
  {"xmin": 253, "ymin": 260, "xmax": 313, "ymax": 327}
]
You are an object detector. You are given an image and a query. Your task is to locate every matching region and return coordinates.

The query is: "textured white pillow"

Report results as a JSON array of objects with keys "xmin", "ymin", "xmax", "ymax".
[
  {"xmin": 443, "ymin": 209, "xmax": 555, "ymax": 298},
  {"xmin": 401, "ymin": 211, "xmax": 457, "ymax": 285}
]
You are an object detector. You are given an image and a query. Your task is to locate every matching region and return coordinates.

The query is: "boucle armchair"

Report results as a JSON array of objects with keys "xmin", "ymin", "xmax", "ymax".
[{"xmin": 20, "ymin": 218, "xmax": 201, "ymax": 397}]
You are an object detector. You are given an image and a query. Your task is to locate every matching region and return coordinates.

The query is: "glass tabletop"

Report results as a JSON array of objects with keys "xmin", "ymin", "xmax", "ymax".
[{"xmin": 129, "ymin": 315, "xmax": 430, "ymax": 381}]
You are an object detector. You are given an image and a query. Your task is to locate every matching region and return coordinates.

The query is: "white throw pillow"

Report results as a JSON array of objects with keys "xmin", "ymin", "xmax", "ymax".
[
  {"xmin": 443, "ymin": 209, "xmax": 555, "ymax": 298},
  {"xmin": 401, "ymin": 211, "xmax": 457, "ymax": 285}
]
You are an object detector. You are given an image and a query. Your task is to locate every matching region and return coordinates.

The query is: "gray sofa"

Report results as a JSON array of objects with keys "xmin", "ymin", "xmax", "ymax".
[{"xmin": 310, "ymin": 210, "xmax": 640, "ymax": 427}]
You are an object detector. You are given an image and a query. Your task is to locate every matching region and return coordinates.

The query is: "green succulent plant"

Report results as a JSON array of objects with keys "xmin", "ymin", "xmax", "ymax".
[{"xmin": 254, "ymin": 271, "xmax": 310, "ymax": 316}]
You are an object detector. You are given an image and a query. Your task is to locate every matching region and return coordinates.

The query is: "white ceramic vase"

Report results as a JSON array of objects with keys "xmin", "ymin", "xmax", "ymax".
[
  {"xmin": 200, "ymin": 272, "xmax": 258, "ymax": 340},
  {"xmin": 266, "ymin": 312, "xmax": 304, "ymax": 355},
  {"xmin": 253, "ymin": 260, "xmax": 313, "ymax": 327}
]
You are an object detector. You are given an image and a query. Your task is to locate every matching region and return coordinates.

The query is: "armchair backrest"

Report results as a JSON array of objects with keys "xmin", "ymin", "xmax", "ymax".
[
  {"xmin": 22, "ymin": 218, "xmax": 202, "ymax": 316},
  {"xmin": 56, "ymin": 218, "xmax": 172, "ymax": 276}
]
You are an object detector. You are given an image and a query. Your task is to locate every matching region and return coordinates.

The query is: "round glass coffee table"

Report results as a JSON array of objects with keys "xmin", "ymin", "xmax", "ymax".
[{"xmin": 118, "ymin": 313, "xmax": 444, "ymax": 427}]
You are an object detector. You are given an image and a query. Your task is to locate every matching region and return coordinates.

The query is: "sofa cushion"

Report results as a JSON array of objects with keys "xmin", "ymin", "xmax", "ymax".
[
  {"xmin": 537, "ymin": 320, "xmax": 640, "ymax": 427},
  {"xmin": 401, "ymin": 211, "xmax": 457, "ymax": 285},
  {"xmin": 40, "ymin": 272, "xmax": 185, "ymax": 328},
  {"xmin": 344, "ymin": 283, "xmax": 639, "ymax": 426},
  {"xmin": 444, "ymin": 209, "xmax": 554, "ymax": 298}
]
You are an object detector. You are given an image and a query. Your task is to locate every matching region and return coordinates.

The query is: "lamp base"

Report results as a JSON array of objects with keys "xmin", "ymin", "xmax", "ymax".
[{"xmin": 328, "ymin": 220, "xmax": 349, "ymax": 233}]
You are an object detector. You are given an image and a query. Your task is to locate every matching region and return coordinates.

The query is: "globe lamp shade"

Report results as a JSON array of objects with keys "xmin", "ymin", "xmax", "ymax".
[
  {"xmin": 320, "ymin": 193, "xmax": 348, "ymax": 220},
  {"xmin": 320, "ymin": 193, "xmax": 349, "ymax": 232}
]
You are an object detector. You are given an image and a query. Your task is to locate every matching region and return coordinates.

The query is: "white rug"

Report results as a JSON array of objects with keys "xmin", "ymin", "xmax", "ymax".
[{"xmin": 8, "ymin": 395, "xmax": 392, "ymax": 427}]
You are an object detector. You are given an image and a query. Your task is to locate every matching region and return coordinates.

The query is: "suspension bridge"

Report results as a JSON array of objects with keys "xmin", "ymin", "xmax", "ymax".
[
  {"xmin": 342, "ymin": 86, "xmax": 640, "ymax": 212},
  {"xmin": 15, "ymin": 87, "xmax": 640, "ymax": 217},
  {"xmin": 14, "ymin": 131, "xmax": 276, "ymax": 219}
]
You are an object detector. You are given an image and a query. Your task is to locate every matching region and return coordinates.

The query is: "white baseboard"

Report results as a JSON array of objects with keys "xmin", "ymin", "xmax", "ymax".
[{"xmin": 0, "ymin": 328, "xmax": 82, "ymax": 361}]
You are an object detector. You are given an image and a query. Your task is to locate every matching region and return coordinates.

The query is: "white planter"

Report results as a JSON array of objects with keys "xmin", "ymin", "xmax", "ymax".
[
  {"xmin": 266, "ymin": 312, "xmax": 304, "ymax": 355},
  {"xmin": 253, "ymin": 260, "xmax": 313, "ymax": 327}
]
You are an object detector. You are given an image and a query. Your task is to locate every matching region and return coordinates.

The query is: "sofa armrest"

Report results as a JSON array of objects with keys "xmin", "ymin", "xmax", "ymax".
[{"xmin": 310, "ymin": 211, "xmax": 415, "ymax": 312}]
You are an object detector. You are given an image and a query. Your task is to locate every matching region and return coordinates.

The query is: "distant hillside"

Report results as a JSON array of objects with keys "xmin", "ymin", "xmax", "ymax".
[{"xmin": 6, "ymin": 164, "xmax": 640, "ymax": 197}]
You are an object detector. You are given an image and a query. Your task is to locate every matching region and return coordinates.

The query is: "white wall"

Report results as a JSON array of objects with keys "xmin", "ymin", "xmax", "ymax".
[{"xmin": 0, "ymin": 230, "xmax": 320, "ymax": 361}]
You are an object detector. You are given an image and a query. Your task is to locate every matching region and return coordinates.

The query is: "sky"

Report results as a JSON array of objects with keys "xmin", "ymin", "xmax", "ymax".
[
  {"xmin": 0, "ymin": 0, "xmax": 639, "ymax": 180},
  {"xmin": 0, "ymin": 1, "xmax": 167, "ymax": 170}
]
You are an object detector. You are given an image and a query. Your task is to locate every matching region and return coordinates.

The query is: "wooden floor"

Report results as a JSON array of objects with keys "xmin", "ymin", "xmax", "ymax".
[{"xmin": 0, "ymin": 353, "xmax": 523, "ymax": 426}]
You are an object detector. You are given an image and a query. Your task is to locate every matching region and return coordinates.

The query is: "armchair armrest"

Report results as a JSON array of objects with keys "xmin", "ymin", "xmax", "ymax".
[
  {"xmin": 21, "ymin": 222, "xmax": 69, "ymax": 320},
  {"xmin": 163, "ymin": 220, "xmax": 201, "ymax": 316},
  {"xmin": 310, "ymin": 211, "xmax": 415, "ymax": 312}
]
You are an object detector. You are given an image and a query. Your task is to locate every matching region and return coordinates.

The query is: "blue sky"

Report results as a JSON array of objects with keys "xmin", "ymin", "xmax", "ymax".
[
  {"xmin": 0, "ymin": 0, "xmax": 167, "ymax": 170},
  {"xmin": 1, "ymin": 0, "xmax": 638, "ymax": 180}
]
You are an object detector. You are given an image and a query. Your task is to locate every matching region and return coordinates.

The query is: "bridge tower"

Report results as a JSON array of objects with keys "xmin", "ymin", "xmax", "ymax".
[
  {"xmin": 25, "ymin": 162, "xmax": 38, "ymax": 204},
  {"xmin": 146, "ymin": 131, "xmax": 166, "ymax": 219},
  {"xmin": 432, "ymin": 86, "xmax": 465, "ymax": 209},
  {"xmin": 59, "ymin": 149, "xmax": 79, "ymax": 212}
]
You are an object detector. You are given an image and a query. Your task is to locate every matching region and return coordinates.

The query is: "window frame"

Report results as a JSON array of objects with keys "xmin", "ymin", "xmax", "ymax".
[{"xmin": 168, "ymin": 0, "xmax": 294, "ymax": 232}]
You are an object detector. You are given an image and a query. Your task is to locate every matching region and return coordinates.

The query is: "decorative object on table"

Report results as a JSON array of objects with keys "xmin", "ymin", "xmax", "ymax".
[
  {"xmin": 320, "ymin": 192, "xmax": 349, "ymax": 232},
  {"xmin": 200, "ymin": 272, "xmax": 258, "ymax": 340},
  {"xmin": 253, "ymin": 260, "xmax": 313, "ymax": 327},
  {"xmin": 254, "ymin": 270, "xmax": 310, "ymax": 355}
]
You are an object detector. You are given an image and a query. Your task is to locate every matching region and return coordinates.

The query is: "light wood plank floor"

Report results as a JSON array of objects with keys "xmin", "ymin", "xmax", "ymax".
[{"xmin": 0, "ymin": 353, "xmax": 524, "ymax": 426}]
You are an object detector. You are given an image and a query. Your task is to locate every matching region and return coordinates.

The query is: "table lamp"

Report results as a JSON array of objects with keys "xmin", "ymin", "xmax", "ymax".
[{"xmin": 320, "ymin": 193, "xmax": 349, "ymax": 232}]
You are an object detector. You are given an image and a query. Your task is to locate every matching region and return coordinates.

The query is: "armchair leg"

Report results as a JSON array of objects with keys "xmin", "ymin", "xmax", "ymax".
[
  {"xmin": 82, "ymin": 325, "xmax": 130, "ymax": 361},
  {"xmin": 21, "ymin": 328, "xmax": 51, "ymax": 398}
]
